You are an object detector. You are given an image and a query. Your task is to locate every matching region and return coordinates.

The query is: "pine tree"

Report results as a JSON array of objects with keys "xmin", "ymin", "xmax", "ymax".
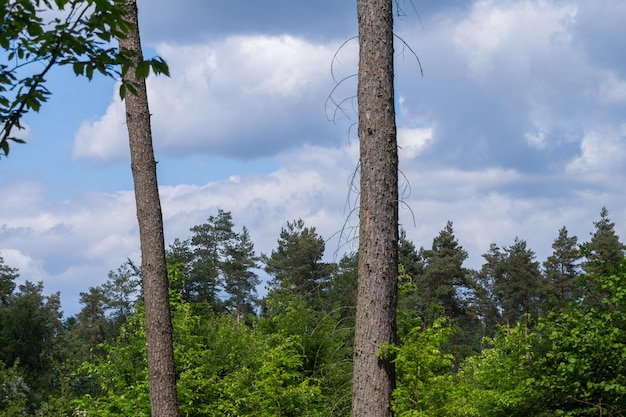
[
  {"xmin": 0, "ymin": 254, "xmax": 19, "ymax": 305},
  {"xmin": 543, "ymin": 226, "xmax": 582, "ymax": 309},
  {"xmin": 496, "ymin": 238, "xmax": 548, "ymax": 325},
  {"xmin": 398, "ymin": 228, "xmax": 424, "ymax": 281},
  {"xmin": 472, "ymin": 244, "xmax": 505, "ymax": 338},
  {"xmin": 583, "ymin": 207, "xmax": 626, "ymax": 277},
  {"xmin": 222, "ymin": 226, "xmax": 260, "ymax": 324},
  {"xmin": 419, "ymin": 222, "xmax": 470, "ymax": 322},
  {"xmin": 118, "ymin": 0, "xmax": 179, "ymax": 413},
  {"xmin": 397, "ymin": 230, "xmax": 425, "ymax": 320},
  {"xmin": 352, "ymin": 2, "xmax": 399, "ymax": 411},
  {"xmin": 263, "ymin": 219, "xmax": 335, "ymax": 308},
  {"xmin": 324, "ymin": 251, "xmax": 358, "ymax": 319},
  {"xmin": 188, "ymin": 209, "xmax": 237, "ymax": 309},
  {"xmin": 76, "ymin": 286, "xmax": 112, "ymax": 348},
  {"xmin": 165, "ymin": 238, "xmax": 195, "ymax": 300}
]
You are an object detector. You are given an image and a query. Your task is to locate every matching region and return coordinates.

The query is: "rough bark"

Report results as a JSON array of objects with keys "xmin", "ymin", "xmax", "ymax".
[
  {"xmin": 118, "ymin": 1, "xmax": 180, "ymax": 416},
  {"xmin": 352, "ymin": 0, "xmax": 399, "ymax": 416}
]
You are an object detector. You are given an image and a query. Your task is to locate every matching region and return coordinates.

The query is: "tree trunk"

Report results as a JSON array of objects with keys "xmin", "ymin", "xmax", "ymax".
[
  {"xmin": 352, "ymin": 0, "xmax": 398, "ymax": 416},
  {"xmin": 118, "ymin": 1, "xmax": 180, "ymax": 416}
]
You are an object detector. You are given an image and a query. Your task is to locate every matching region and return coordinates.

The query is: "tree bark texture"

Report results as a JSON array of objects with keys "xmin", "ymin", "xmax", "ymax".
[
  {"xmin": 352, "ymin": 0, "xmax": 398, "ymax": 416},
  {"xmin": 118, "ymin": 2, "xmax": 180, "ymax": 416}
]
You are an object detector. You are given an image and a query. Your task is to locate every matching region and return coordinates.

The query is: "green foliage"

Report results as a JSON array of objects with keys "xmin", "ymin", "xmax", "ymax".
[
  {"xmin": 221, "ymin": 226, "xmax": 261, "ymax": 323},
  {"xmin": 0, "ymin": 280, "xmax": 64, "ymax": 399},
  {"xmin": 258, "ymin": 294, "xmax": 354, "ymax": 415},
  {"xmin": 9, "ymin": 212, "xmax": 626, "ymax": 416},
  {"xmin": 475, "ymin": 238, "xmax": 548, "ymax": 328},
  {"xmin": 0, "ymin": 361, "xmax": 30, "ymax": 416},
  {"xmin": 498, "ymin": 238, "xmax": 548, "ymax": 325},
  {"xmin": 75, "ymin": 307, "xmax": 150, "ymax": 416},
  {"xmin": 166, "ymin": 210, "xmax": 259, "ymax": 316},
  {"xmin": 75, "ymin": 295, "xmax": 328, "ymax": 417},
  {"xmin": 71, "ymin": 260, "xmax": 141, "ymax": 358},
  {"xmin": 534, "ymin": 258, "xmax": 626, "ymax": 416},
  {"xmin": 263, "ymin": 219, "xmax": 336, "ymax": 308},
  {"xmin": 543, "ymin": 226, "xmax": 582, "ymax": 309},
  {"xmin": 399, "ymin": 222, "xmax": 470, "ymax": 323},
  {"xmin": 391, "ymin": 254, "xmax": 626, "ymax": 417},
  {"xmin": 581, "ymin": 207, "xmax": 626, "ymax": 306},
  {"xmin": 0, "ymin": 255, "xmax": 18, "ymax": 305},
  {"xmin": 389, "ymin": 317, "xmax": 456, "ymax": 417},
  {"xmin": 0, "ymin": 0, "xmax": 169, "ymax": 157},
  {"xmin": 453, "ymin": 322, "xmax": 543, "ymax": 417}
]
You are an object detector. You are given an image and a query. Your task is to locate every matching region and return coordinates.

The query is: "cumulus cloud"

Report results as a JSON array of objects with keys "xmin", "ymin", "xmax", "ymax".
[
  {"xmin": 454, "ymin": 0, "xmax": 577, "ymax": 81},
  {"xmin": 391, "ymin": 0, "xmax": 626, "ymax": 180},
  {"xmin": 566, "ymin": 127, "xmax": 626, "ymax": 177},
  {"xmin": 72, "ymin": 35, "xmax": 346, "ymax": 162}
]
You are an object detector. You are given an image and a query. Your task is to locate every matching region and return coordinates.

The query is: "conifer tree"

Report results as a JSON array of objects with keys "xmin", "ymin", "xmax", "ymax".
[
  {"xmin": 352, "ymin": 0, "xmax": 399, "ymax": 413},
  {"xmin": 0, "ymin": 255, "xmax": 19, "ymax": 305},
  {"xmin": 222, "ymin": 226, "xmax": 260, "ymax": 324},
  {"xmin": 263, "ymin": 219, "xmax": 334, "ymax": 308},
  {"xmin": 188, "ymin": 209, "xmax": 237, "ymax": 309},
  {"xmin": 583, "ymin": 207, "xmax": 626, "ymax": 277},
  {"xmin": 165, "ymin": 238, "xmax": 195, "ymax": 300},
  {"xmin": 118, "ymin": 0, "xmax": 179, "ymax": 413},
  {"xmin": 398, "ymin": 228, "xmax": 424, "ymax": 281},
  {"xmin": 0, "ymin": 281, "xmax": 63, "ymax": 394},
  {"xmin": 473, "ymin": 244, "xmax": 505, "ymax": 337},
  {"xmin": 397, "ymin": 230, "xmax": 425, "ymax": 320},
  {"xmin": 544, "ymin": 226, "xmax": 582, "ymax": 309},
  {"xmin": 419, "ymin": 222, "xmax": 470, "ymax": 322},
  {"xmin": 496, "ymin": 238, "xmax": 548, "ymax": 325},
  {"xmin": 324, "ymin": 251, "xmax": 358, "ymax": 318},
  {"xmin": 75, "ymin": 286, "xmax": 112, "ymax": 347}
]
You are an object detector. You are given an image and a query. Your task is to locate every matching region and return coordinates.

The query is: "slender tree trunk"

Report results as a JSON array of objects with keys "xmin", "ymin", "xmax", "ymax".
[
  {"xmin": 352, "ymin": 0, "xmax": 398, "ymax": 416},
  {"xmin": 118, "ymin": 2, "xmax": 180, "ymax": 416}
]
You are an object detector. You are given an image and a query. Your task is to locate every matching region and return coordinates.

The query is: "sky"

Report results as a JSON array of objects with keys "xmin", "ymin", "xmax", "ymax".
[{"xmin": 1, "ymin": 0, "xmax": 626, "ymax": 317}]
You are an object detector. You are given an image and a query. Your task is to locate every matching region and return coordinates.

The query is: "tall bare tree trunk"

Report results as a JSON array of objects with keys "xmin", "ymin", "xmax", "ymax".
[
  {"xmin": 352, "ymin": 0, "xmax": 398, "ymax": 416},
  {"xmin": 118, "ymin": 1, "xmax": 180, "ymax": 416}
]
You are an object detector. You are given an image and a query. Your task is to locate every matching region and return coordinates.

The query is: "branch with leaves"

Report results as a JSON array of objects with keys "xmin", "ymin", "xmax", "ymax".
[{"xmin": 0, "ymin": 0, "xmax": 169, "ymax": 157}]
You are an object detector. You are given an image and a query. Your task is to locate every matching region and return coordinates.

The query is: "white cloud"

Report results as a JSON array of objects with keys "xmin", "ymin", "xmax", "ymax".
[
  {"xmin": 454, "ymin": 0, "xmax": 577, "ymax": 81},
  {"xmin": 398, "ymin": 127, "xmax": 433, "ymax": 159},
  {"xmin": 0, "ymin": 249, "xmax": 46, "ymax": 283},
  {"xmin": 566, "ymin": 128, "xmax": 626, "ymax": 176},
  {"xmin": 72, "ymin": 92, "xmax": 128, "ymax": 161},
  {"xmin": 72, "ymin": 34, "xmax": 344, "ymax": 162}
]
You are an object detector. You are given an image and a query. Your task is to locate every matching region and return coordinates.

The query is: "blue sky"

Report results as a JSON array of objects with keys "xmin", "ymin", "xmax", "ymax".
[{"xmin": 1, "ymin": 0, "xmax": 626, "ymax": 316}]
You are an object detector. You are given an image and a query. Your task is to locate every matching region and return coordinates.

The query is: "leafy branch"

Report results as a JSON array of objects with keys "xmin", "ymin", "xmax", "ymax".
[{"xmin": 0, "ymin": 0, "xmax": 169, "ymax": 157}]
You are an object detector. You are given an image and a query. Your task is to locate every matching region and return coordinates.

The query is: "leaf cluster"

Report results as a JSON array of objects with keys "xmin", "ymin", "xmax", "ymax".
[{"xmin": 0, "ymin": 0, "xmax": 169, "ymax": 157}]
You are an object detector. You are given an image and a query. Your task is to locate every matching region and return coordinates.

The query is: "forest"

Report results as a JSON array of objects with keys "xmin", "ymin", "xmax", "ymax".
[{"xmin": 1, "ymin": 206, "xmax": 626, "ymax": 416}]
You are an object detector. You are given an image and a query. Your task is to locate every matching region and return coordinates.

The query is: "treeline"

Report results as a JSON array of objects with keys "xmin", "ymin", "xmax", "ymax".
[{"xmin": 1, "ymin": 207, "xmax": 625, "ymax": 416}]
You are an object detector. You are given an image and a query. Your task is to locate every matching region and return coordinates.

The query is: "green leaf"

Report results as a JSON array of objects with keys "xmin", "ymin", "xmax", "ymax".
[
  {"xmin": 73, "ymin": 62, "xmax": 85, "ymax": 76},
  {"xmin": 149, "ymin": 57, "xmax": 170, "ymax": 77},
  {"xmin": 135, "ymin": 60, "xmax": 150, "ymax": 80},
  {"xmin": 85, "ymin": 64, "xmax": 94, "ymax": 80},
  {"xmin": 1, "ymin": 140, "xmax": 9, "ymax": 156}
]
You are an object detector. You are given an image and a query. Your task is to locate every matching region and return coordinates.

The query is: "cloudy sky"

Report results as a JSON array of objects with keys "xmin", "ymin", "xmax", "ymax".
[{"xmin": 1, "ymin": 0, "xmax": 625, "ymax": 316}]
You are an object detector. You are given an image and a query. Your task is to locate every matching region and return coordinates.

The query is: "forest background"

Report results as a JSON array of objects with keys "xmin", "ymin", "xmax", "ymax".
[
  {"xmin": 2, "ymin": 205, "xmax": 626, "ymax": 416},
  {"xmin": 1, "ymin": 0, "xmax": 625, "ymax": 316}
]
